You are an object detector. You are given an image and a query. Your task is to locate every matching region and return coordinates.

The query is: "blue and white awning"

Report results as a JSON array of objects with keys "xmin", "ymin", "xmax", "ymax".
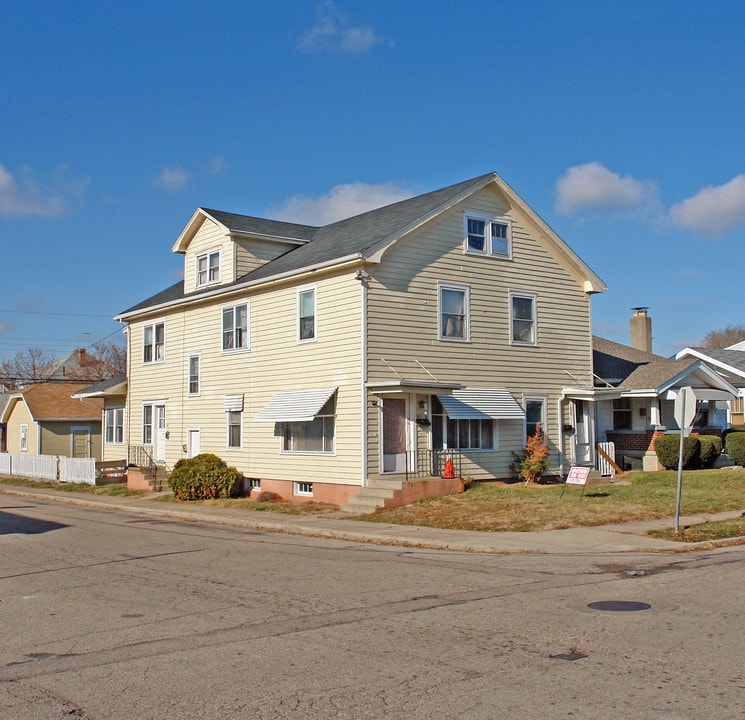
[{"xmin": 437, "ymin": 388, "xmax": 524, "ymax": 420}]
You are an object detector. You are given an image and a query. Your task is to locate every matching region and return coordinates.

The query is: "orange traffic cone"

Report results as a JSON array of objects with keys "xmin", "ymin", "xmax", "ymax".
[{"xmin": 443, "ymin": 458, "xmax": 455, "ymax": 479}]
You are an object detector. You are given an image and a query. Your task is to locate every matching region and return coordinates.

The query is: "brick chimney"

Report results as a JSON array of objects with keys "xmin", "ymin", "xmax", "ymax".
[{"xmin": 630, "ymin": 307, "xmax": 652, "ymax": 353}]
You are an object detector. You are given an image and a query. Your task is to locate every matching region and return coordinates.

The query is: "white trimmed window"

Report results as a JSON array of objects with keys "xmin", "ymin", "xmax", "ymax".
[
  {"xmin": 20, "ymin": 423, "xmax": 28, "ymax": 452},
  {"xmin": 438, "ymin": 282, "xmax": 470, "ymax": 342},
  {"xmin": 188, "ymin": 355, "xmax": 200, "ymax": 396},
  {"xmin": 143, "ymin": 322, "xmax": 165, "ymax": 363},
  {"xmin": 222, "ymin": 303, "xmax": 249, "ymax": 352},
  {"xmin": 196, "ymin": 250, "xmax": 220, "ymax": 287},
  {"xmin": 143, "ymin": 405, "xmax": 153, "ymax": 445},
  {"xmin": 524, "ymin": 397, "xmax": 547, "ymax": 439},
  {"xmin": 227, "ymin": 411, "xmax": 242, "ymax": 449},
  {"xmin": 282, "ymin": 396, "xmax": 335, "ymax": 453},
  {"xmin": 297, "ymin": 287, "xmax": 316, "ymax": 342},
  {"xmin": 464, "ymin": 214, "xmax": 512, "ymax": 258},
  {"xmin": 105, "ymin": 408, "xmax": 124, "ymax": 444},
  {"xmin": 510, "ymin": 292, "xmax": 537, "ymax": 345},
  {"xmin": 431, "ymin": 396, "xmax": 497, "ymax": 450},
  {"xmin": 294, "ymin": 481, "xmax": 313, "ymax": 497}
]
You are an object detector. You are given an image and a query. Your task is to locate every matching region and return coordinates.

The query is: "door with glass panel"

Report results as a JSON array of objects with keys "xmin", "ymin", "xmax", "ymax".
[{"xmin": 382, "ymin": 398, "xmax": 407, "ymax": 473}]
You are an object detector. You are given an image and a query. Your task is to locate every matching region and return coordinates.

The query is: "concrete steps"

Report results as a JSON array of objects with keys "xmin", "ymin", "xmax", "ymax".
[{"xmin": 341, "ymin": 484, "xmax": 400, "ymax": 514}]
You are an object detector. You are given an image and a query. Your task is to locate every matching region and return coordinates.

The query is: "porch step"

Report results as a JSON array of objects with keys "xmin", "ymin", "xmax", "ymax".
[
  {"xmin": 340, "ymin": 484, "xmax": 401, "ymax": 514},
  {"xmin": 148, "ymin": 465, "xmax": 170, "ymax": 492}
]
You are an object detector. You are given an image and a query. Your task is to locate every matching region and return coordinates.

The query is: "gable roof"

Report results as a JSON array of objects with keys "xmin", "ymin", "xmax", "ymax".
[
  {"xmin": 71, "ymin": 374, "xmax": 128, "ymax": 399},
  {"xmin": 117, "ymin": 172, "xmax": 606, "ymax": 320},
  {"xmin": 1, "ymin": 383, "xmax": 103, "ymax": 423},
  {"xmin": 593, "ymin": 336, "xmax": 737, "ymax": 396},
  {"xmin": 675, "ymin": 346, "xmax": 745, "ymax": 385}
]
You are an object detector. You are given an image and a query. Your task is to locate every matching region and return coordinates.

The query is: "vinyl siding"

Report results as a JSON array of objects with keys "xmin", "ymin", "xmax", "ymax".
[
  {"xmin": 183, "ymin": 219, "xmax": 235, "ymax": 289},
  {"xmin": 5, "ymin": 401, "xmax": 36, "ymax": 454},
  {"xmin": 234, "ymin": 237, "xmax": 298, "ymax": 277},
  {"xmin": 125, "ymin": 269, "xmax": 363, "ymax": 485},
  {"xmin": 366, "ymin": 184, "xmax": 594, "ymax": 479}
]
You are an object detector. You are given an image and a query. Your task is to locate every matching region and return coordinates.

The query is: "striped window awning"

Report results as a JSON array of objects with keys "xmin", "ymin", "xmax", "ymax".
[
  {"xmin": 224, "ymin": 394, "xmax": 244, "ymax": 412},
  {"xmin": 255, "ymin": 388, "xmax": 337, "ymax": 422},
  {"xmin": 437, "ymin": 388, "xmax": 525, "ymax": 420}
]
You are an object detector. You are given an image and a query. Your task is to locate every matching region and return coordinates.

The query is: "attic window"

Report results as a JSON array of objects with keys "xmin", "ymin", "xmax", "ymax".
[
  {"xmin": 464, "ymin": 214, "xmax": 512, "ymax": 258},
  {"xmin": 196, "ymin": 250, "xmax": 220, "ymax": 287}
]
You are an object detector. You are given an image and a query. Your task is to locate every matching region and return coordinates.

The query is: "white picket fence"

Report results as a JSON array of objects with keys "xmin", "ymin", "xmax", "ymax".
[
  {"xmin": 0, "ymin": 452, "xmax": 96, "ymax": 484},
  {"xmin": 597, "ymin": 441, "xmax": 616, "ymax": 477}
]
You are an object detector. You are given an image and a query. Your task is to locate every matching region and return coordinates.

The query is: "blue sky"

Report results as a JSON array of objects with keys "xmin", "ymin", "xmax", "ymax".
[{"xmin": 2, "ymin": 0, "xmax": 744, "ymax": 363}]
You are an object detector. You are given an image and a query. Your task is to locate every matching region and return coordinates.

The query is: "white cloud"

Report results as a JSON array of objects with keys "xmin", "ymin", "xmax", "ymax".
[
  {"xmin": 208, "ymin": 156, "xmax": 226, "ymax": 175},
  {"xmin": 154, "ymin": 166, "xmax": 189, "ymax": 193},
  {"xmin": 271, "ymin": 181, "xmax": 415, "ymax": 225},
  {"xmin": 670, "ymin": 174, "xmax": 745, "ymax": 236},
  {"xmin": 555, "ymin": 162, "xmax": 659, "ymax": 219},
  {"xmin": 0, "ymin": 164, "xmax": 70, "ymax": 217},
  {"xmin": 298, "ymin": 1, "xmax": 386, "ymax": 54}
]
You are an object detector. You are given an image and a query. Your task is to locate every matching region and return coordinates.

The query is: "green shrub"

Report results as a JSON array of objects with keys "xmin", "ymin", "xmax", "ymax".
[
  {"xmin": 168, "ymin": 453, "xmax": 242, "ymax": 500},
  {"xmin": 654, "ymin": 434, "xmax": 701, "ymax": 470},
  {"xmin": 722, "ymin": 427, "xmax": 745, "ymax": 448},
  {"xmin": 725, "ymin": 432, "xmax": 745, "ymax": 466},
  {"xmin": 697, "ymin": 435, "xmax": 723, "ymax": 468}
]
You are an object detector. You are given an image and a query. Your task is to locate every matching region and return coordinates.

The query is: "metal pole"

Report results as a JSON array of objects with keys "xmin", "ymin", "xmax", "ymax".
[{"xmin": 674, "ymin": 388, "xmax": 686, "ymax": 533}]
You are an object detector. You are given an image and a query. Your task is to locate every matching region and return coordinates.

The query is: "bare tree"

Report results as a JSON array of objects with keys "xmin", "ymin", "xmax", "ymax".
[
  {"xmin": 701, "ymin": 324, "xmax": 745, "ymax": 349},
  {"xmin": 76, "ymin": 340, "xmax": 127, "ymax": 381},
  {"xmin": 0, "ymin": 346, "xmax": 56, "ymax": 390}
]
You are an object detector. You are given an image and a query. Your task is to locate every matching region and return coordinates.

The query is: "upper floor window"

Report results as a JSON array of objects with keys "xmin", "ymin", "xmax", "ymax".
[
  {"xmin": 222, "ymin": 303, "xmax": 249, "ymax": 352},
  {"xmin": 465, "ymin": 214, "xmax": 512, "ymax": 258},
  {"xmin": 143, "ymin": 322, "xmax": 165, "ymax": 363},
  {"xmin": 298, "ymin": 287, "xmax": 316, "ymax": 342},
  {"xmin": 510, "ymin": 292, "xmax": 537, "ymax": 345},
  {"xmin": 188, "ymin": 355, "xmax": 200, "ymax": 396},
  {"xmin": 105, "ymin": 408, "xmax": 124, "ymax": 444},
  {"xmin": 438, "ymin": 282, "xmax": 470, "ymax": 342},
  {"xmin": 196, "ymin": 250, "xmax": 220, "ymax": 287}
]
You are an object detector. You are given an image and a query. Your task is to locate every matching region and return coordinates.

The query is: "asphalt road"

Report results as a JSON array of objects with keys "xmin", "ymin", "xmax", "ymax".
[{"xmin": 0, "ymin": 495, "xmax": 743, "ymax": 720}]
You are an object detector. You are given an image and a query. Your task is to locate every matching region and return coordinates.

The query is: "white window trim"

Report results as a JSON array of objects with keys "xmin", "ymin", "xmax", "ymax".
[
  {"xmin": 221, "ymin": 302, "xmax": 250, "ymax": 354},
  {"xmin": 187, "ymin": 354, "xmax": 200, "ymax": 397},
  {"xmin": 19, "ymin": 423, "xmax": 28, "ymax": 452},
  {"xmin": 226, "ymin": 410, "xmax": 243, "ymax": 450},
  {"xmin": 105, "ymin": 407, "xmax": 125, "ymax": 445},
  {"xmin": 523, "ymin": 395, "xmax": 547, "ymax": 442},
  {"xmin": 294, "ymin": 481, "xmax": 314, "ymax": 497},
  {"xmin": 438, "ymin": 281, "xmax": 471, "ymax": 342},
  {"xmin": 195, "ymin": 249, "xmax": 221, "ymax": 288},
  {"xmin": 297, "ymin": 285, "xmax": 317, "ymax": 344},
  {"xmin": 143, "ymin": 320, "xmax": 166, "ymax": 364},
  {"xmin": 509, "ymin": 290, "xmax": 538, "ymax": 346},
  {"xmin": 463, "ymin": 212, "xmax": 512, "ymax": 259}
]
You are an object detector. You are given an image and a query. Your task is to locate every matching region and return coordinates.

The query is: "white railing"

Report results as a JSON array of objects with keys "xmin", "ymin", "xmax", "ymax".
[
  {"xmin": 59, "ymin": 457, "xmax": 96, "ymax": 484},
  {"xmin": 0, "ymin": 452, "xmax": 97, "ymax": 484},
  {"xmin": 597, "ymin": 441, "xmax": 616, "ymax": 477}
]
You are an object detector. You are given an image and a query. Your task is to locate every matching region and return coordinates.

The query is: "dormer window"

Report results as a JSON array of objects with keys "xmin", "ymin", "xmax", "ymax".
[
  {"xmin": 464, "ymin": 214, "xmax": 512, "ymax": 258},
  {"xmin": 196, "ymin": 250, "xmax": 220, "ymax": 287}
]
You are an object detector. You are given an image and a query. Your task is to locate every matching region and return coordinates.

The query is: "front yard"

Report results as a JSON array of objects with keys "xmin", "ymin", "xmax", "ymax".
[{"xmin": 363, "ymin": 469, "xmax": 745, "ymax": 533}]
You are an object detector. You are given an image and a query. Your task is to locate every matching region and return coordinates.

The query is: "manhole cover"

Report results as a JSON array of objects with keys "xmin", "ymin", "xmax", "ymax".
[{"xmin": 588, "ymin": 600, "xmax": 651, "ymax": 612}]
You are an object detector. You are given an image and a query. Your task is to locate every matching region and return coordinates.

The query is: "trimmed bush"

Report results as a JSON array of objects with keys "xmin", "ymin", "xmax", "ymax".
[
  {"xmin": 725, "ymin": 432, "xmax": 745, "ymax": 466},
  {"xmin": 168, "ymin": 453, "xmax": 242, "ymax": 500},
  {"xmin": 722, "ymin": 427, "xmax": 745, "ymax": 448},
  {"xmin": 697, "ymin": 435, "xmax": 723, "ymax": 468},
  {"xmin": 654, "ymin": 434, "xmax": 701, "ymax": 470}
]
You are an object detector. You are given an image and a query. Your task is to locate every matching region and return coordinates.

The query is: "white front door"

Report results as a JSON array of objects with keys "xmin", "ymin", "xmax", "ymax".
[
  {"xmin": 573, "ymin": 400, "xmax": 594, "ymax": 465},
  {"xmin": 382, "ymin": 398, "xmax": 408, "ymax": 473},
  {"xmin": 188, "ymin": 429, "xmax": 201, "ymax": 458},
  {"xmin": 154, "ymin": 404, "xmax": 167, "ymax": 463}
]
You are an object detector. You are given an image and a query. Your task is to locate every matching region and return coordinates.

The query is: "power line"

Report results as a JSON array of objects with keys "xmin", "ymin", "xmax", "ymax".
[{"xmin": 0, "ymin": 308, "xmax": 116, "ymax": 318}]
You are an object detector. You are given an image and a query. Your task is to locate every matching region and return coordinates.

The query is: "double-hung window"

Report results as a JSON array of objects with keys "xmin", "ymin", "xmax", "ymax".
[
  {"xmin": 613, "ymin": 398, "xmax": 632, "ymax": 430},
  {"xmin": 227, "ymin": 411, "xmax": 242, "ymax": 449},
  {"xmin": 524, "ymin": 397, "xmax": 547, "ymax": 439},
  {"xmin": 19, "ymin": 423, "xmax": 28, "ymax": 452},
  {"xmin": 105, "ymin": 408, "xmax": 124, "ymax": 444},
  {"xmin": 510, "ymin": 292, "xmax": 537, "ymax": 345},
  {"xmin": 196, "ymin": 250, "xmax": 220, "ymax": 287},
  {"xmin": 465, "ymin": 214, "xmax": 512, "ymax": 258},
  {"xmin": 222, "ymin": 303, "xmax": 249, "ymax": 351},
  {"xmin": 142, "ymin": 405, "xmax": 153, "ymax": 445},
  {"xmin": 143, "ymin": 322, "xmax": 165, "ymax": 363},
  {"xmin": 438, "ymin": 282, "xmax": 470, "ymax": 342},
  {"xmin": 298, "ymin": 287, "xmax": 316, "ymax": 342},
  {"xmin": 431, "ymin": 396, "xmax": 497, "ymax": 450},
  {"xmin": 188, "ymin": 355, "xmax": 200, "ymax": 396}
]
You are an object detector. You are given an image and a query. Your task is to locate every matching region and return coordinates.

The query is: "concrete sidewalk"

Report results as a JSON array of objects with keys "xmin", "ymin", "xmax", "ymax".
[{"xmin": 1, "ymin": 483, "xmax": 743, "ymax": 554}]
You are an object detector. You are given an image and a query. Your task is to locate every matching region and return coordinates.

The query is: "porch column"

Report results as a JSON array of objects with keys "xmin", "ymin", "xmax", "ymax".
[{"xmin": 649, "ymin": 398, "xmax": 662, "ymax": 427}]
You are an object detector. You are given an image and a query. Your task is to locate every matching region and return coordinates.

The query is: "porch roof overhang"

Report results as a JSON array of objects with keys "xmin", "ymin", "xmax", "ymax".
[
  {"xmin": 366, "ymin": 380, "xmax": 464, "ymax": 395},
  {"xmin": 255, "ymin": 387, "xmax": 336, "ymax": 422},
  {"xmin": 436, "ymin": 388, "xmax": 525, "ymax": 420},
  {"xmin": 665, "ymin": 387, "xmax": 736, "ymax": 402}
]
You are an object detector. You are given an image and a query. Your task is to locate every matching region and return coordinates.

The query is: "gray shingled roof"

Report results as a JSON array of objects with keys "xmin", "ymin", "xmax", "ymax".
[
  {"xmin": 72, "ymin": 373, "xmax": 127, "ymax": 398},
  {"xmin": 688, "ymin": 347, "xmax": 745, "ymax": 374},
  {"xmin": 119, "ymin": 174, "xmax": 494, "ymax": 317},
  {"xmin": 593, "ymin": 336, "xmax": 697, "ymax": 390}
]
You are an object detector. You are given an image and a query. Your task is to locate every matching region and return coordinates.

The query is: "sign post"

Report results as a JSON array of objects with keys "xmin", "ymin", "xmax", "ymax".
[{"xmin": 673, "ymin": 387, "xmax": 697, "ymax": 533}]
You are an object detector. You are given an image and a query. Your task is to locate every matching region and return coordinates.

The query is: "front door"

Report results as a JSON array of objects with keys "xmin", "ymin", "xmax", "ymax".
[
  {"xmin": 154, "ymin": 405, "xmax": 167, "ymax": 463},
  {"xmin": 573, "ymin": 400, "xmax": 593, "ymax": 465},
  {"xmin": 383, "ymin": 398, "xmax": 407, "ymax": 473},
  {"xmin": 188, "ymin": 429, "xmax": 201, "ymax": 458},
  {"xmin": 71, "ymin": 427, "xmax": 90, "ymax": 458}
]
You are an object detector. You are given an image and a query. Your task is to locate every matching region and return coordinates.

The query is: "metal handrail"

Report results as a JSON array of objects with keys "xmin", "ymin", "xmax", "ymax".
[{"xmin": 406, "ymin": 449, "xmax": 462, "ymax": 481}]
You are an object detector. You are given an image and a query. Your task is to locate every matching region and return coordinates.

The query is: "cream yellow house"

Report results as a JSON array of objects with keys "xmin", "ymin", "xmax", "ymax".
[{"xmin": 116, "ymin": 173, "xmax": 606, "ymax": 510}]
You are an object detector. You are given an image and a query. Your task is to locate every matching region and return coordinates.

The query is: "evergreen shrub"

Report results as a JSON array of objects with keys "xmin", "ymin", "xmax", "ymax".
[
  {"xmin": 725, "ymin": 432, "xmax": 745, "ymax": 466},
  {"xmin": 697, "ymin": 435, "xmax": 722, "ymax": 468},
  {"xmin": 168, "ymin": 453, "xmax": 242, "ymax": 500},
  {"xmin": 653, "ymin": 434, "xmax": 701, "ymax": 470}
]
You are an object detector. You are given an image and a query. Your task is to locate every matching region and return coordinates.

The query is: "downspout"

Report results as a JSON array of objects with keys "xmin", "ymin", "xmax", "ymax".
[
  {"xmin": 558, "ymin": 392, "xmax": 565, "ymax": 478},
  {"xmin": 357, "ymin": 269, "xmax": 369, "ymax": 487}
]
